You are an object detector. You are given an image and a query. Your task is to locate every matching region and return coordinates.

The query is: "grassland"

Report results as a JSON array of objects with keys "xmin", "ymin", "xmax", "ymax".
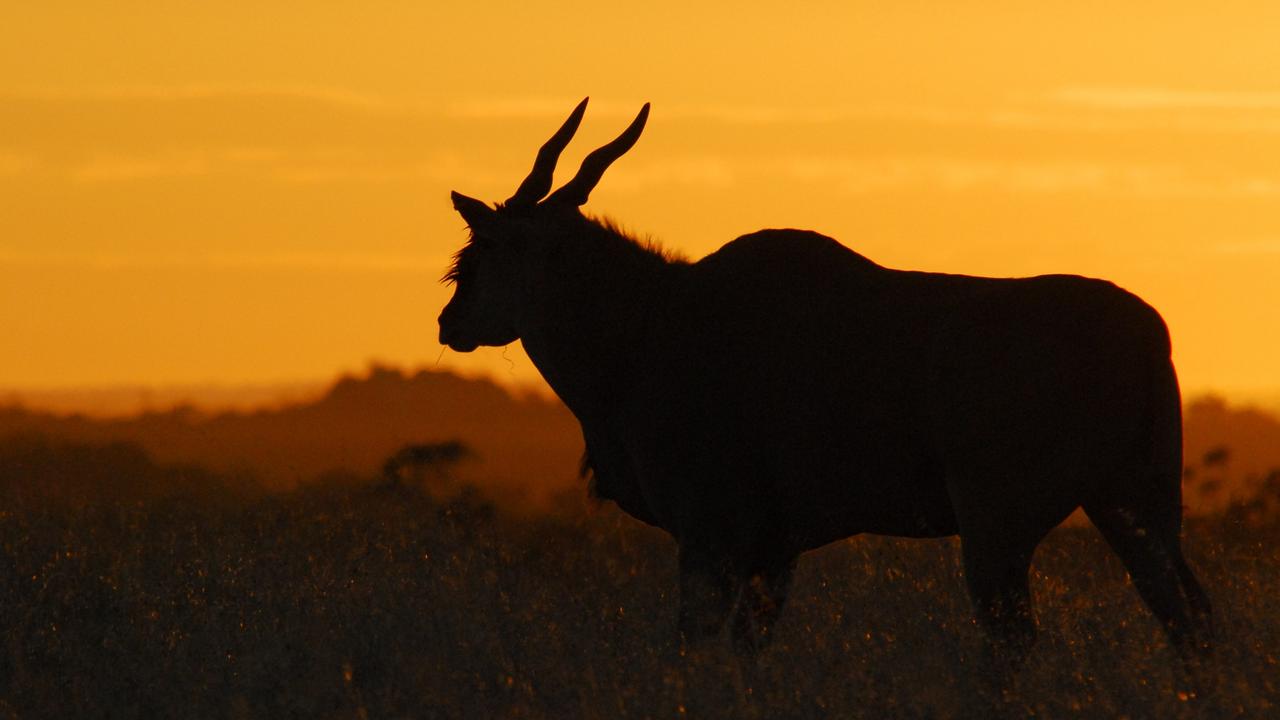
[{"xmin": 0, "ymin": 475, "xmax": 1276, "ymax": 720}]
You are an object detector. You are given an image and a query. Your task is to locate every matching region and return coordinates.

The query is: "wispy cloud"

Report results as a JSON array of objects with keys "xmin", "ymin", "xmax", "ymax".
[
  {"xmin": 63, "ymin": 147, "xmax": 514, "ymax": 187},
  {"xmin": 0, "ymin": 249, "xmax": 441, "ymax": 273},
  {"xmin": 602, "ymin": 157, "xmax": 737, "ymax": 192},
  {"xmin": 0, "ymin": 152, "xmax": 34, "ymax": 177},
  {"xmin": 3, "ymin": 85, "xmax": 417, "ymax": 114},
  {"xmin": 778, "ymin": 156, "xmax": 1280, "ymax": 198},
  {"xmin": 7, "ymin": 85, "xmax": 1280, "ymax": 196},
  {"xmin": 71, "ymin": 151, "xmax": 213, "ymax": 182},
  {"xmin": 1051, "ymin": 86, "xmax": 1280, "ymax": 111},
  {"xmin": 445, "ymin": 92, "xmax": 1280, "ymax": 135},
  {"xmin": 10, "ymin": 83, "xmax": 1280, "ymax": 129},
  {"xmin": 1211, "ymin": 238, "xmax": 1280, "ymax": 256},
  {"xmin": 445, "ymin": 96, "xmax": 867, "ymax": 125},
  {"xmin": 2, "ymin": 87, "xmax": 994, "ymax": 128}
]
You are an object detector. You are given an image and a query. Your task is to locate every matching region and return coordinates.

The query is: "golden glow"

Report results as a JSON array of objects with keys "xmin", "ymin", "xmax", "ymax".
[{"xmin": 3, "ymin": 2, "xmax": 1279, "ymax": 398}]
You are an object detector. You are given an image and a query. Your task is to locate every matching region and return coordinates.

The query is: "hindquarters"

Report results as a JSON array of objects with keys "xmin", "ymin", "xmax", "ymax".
[{"xmin": 930, "ymin": 275, "xmax": 1211, "ymax": 690}]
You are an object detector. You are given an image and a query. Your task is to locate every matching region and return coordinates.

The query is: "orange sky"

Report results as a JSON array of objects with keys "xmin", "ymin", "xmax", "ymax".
[{"xmin": 3, "ymin": 1, "xmax": 1279, "ymax": 402}]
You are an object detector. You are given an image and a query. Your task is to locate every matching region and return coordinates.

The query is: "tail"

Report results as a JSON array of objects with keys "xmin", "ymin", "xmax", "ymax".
[{"xmin": 1150, "ymin": 354, "xmax": 1184, "ymax": 519}]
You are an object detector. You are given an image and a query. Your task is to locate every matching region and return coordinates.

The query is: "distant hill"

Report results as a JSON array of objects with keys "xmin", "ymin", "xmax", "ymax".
[
  {"xmin": 0, "ymin": 366, "xmax": 584, "ymax": 509},
  {"xmin": 2, "ymin": 367, "xmax": 1278, "ymax": 515},
  {"xmin": 0, "ymin": 380, "xmax": 329, "ymax": 418}
]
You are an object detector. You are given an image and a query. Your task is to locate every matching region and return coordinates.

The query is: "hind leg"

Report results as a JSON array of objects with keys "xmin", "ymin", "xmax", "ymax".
[
  {"xmin": 1175, "ymin": 556, "xmax": 1213, "ymax": 646},
  {"xmin": 1085, "ymin": 502, "xmax": 1213, "ymax": 690},
  {"xmin": 676, "ymin": 543, "xmax": 738, "ymax": 647}
]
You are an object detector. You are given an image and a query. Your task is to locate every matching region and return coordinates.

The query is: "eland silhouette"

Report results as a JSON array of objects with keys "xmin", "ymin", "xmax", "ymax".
[{"xmin": 437, "ymin": 98, "xmax": 1213, "ymax": 688}]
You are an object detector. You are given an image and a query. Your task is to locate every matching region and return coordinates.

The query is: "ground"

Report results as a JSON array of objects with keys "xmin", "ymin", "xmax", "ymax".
[{"xmin": 0, "ymin": 481, "xmax": 1276, "ymax": 719}]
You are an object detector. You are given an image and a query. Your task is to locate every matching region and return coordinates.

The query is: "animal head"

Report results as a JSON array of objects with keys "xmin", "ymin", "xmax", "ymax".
[{"xmin": 438, "ymin": 98, "xmax": 650, "ymax": 352}]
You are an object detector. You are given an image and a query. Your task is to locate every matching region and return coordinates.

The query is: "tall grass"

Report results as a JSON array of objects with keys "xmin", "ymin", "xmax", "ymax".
[{"xmin": 0, "ymin": 478, "xmax": 1275, "ymax": 719}]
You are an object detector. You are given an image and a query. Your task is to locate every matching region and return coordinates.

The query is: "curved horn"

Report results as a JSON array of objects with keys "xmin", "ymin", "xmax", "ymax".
[
  {"xmin": 546, "ymin": 103, "xmax": 650, "ymax": 207},
  {"xmin": 505, "ymin": 97, "xmax": 590, "ymax": 207}
]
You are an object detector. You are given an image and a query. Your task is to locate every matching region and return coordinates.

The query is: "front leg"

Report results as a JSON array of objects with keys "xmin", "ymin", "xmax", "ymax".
[
  {"xmin": 729, "ymin": 558, "xmax": 797, "ymax": 660},
  {"xmin": 677, "ymin": 544, "xmax": 738, "ymax": 647}
]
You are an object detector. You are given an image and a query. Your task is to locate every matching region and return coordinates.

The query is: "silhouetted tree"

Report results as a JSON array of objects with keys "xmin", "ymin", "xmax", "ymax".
[{"xmin": 380, "ymin": 441, "xmax": 472, "ymax": 489}]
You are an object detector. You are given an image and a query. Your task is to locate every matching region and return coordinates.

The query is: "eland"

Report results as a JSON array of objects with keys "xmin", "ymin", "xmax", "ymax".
[{"xmin": 437, "ymin": 98, "xmax": 1213, "ymax": 687}]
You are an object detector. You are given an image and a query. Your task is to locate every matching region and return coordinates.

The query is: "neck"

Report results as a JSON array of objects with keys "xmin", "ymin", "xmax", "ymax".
[{"xmin": 519, "ymin": 219, "xmax": 678, "ymax": 422}]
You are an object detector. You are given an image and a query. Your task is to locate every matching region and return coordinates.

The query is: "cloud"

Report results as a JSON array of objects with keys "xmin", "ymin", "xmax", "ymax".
[
  {"xmin": 1211, "ymin": 238, "xmax": 1280, "ymax": 256},
  {"xmin": 0, "ymin": 152, "xmax": 34, "ymax": 176},
  {"xmin": 4, "ymin": 85, "xmax": 414, "ymax": 114},
  {"xmin": 10, "ymin": 83, "xmax": 1280, "ymax": 141},
  {"xmin": 783, "ymin": 157, "xmax": 1115, "ymax": 194},
  {"xmin": 1051, "ymin": 86, "xmax": 1280, "ymax": 111},
  {"xmin": 59, "ymin": 146, "xmax": 513, "ymax": 186},
  {"xmin": 446, "ymin": 96, "xmax": 858, "ymax": 125},
  {"xmin": 778, "ymin": 156, "xmax": 1280, "ymax": 198},
  {"xmin": 0, "ymin": 249, "xmax": 441, "ymax": 273},
  {"xmin": 6, "ymin": 85, "xmax": 1280, "ymax": 196},
  {"xmin": 601, "ymin": 156, "xmax": 737, "ymax": 192},
  {"xmin": 71, "ymin": 151, "xmax": 213, "ymax": 182}
]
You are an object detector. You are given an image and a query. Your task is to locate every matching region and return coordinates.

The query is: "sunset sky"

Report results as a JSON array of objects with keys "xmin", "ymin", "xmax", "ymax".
[{"xmin": 3, "ymin": 2, "xmax": 1279, "ymax": 405}]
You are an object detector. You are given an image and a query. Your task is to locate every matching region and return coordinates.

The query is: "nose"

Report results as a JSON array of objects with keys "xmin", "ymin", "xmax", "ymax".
[{"xmin": 437, "ymin": 311, "xmax": 454, "ymax": 345}]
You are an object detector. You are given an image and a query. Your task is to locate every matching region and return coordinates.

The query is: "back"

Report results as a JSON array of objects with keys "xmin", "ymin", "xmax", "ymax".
[{"xmin": 628, "ymin": 229, "xmax": 1172, "ymax": 542}]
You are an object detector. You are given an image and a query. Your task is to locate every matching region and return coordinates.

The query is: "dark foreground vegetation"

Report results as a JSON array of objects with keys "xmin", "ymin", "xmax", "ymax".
[{"xmin": 0, "ymin": 442, "xmax": 1277, "ymax": 719}]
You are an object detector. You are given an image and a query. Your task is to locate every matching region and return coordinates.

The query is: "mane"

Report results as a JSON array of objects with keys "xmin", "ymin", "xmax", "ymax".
[
  {"xmin": 589, "ymin": 215, "xmax": 688, "ymax": 267},
  {"xmin": 441, "ymin": 235, "xmax": 473, "ymax": 285},
  {"xmin": 442, "ymin": 212, "xmax": 687, "ymax": 287}
]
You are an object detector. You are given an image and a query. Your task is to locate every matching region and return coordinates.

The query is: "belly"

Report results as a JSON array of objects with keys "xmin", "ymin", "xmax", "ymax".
[
  {"xmin": 782, "ymin": 438, "xmax": 959, "ymax": 549},
  {"xmin": 794, "ymin": 479, "xmax": 959, "ymax": 550}
]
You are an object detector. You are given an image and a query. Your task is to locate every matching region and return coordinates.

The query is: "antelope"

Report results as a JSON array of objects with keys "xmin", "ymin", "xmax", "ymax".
[{"xmin": 437, "ymin": 98, "xmax": 1212, "ymax": 689}]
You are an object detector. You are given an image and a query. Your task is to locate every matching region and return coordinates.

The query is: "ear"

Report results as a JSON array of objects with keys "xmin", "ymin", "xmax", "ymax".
[{"xmin": 451, "ymin": 191, "xmax": 497, "ymax": 231}]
